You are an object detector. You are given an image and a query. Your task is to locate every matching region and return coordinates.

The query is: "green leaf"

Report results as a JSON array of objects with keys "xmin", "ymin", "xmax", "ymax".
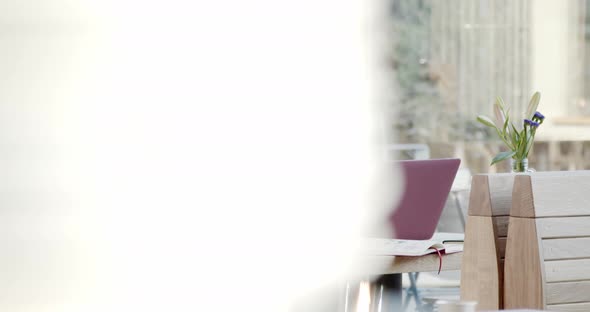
[
  {"xmin": 512, "ymin": 124, "xmax": 520, "ymax": 141},
  {"xmin": 518, "ymin": 127, "xmax": 528, "ymax": 158},
  {"xmin": 524, "ymin": 135, "xmax": 534, "ymax": 157},
  {"xmin": 477, "ymin": 115, "xmax": 498, "ymax": 129},
  {"xmin": 505, "ymin": 116, "xmax": 518, "ymax": 147},
  {"xmin": 491, "ymin": 151, "xmax": 517, "ymax": 166},
  {"xmin": 525, "ymin": 92, "xmax": 541, "ymax": 120},
  {"xmin": 524, "ymin": 127, "xmax": 537, "ymax": 156},
  {"xmin": 503, "ymin": 114, "xmax": 510, "ymax": 135},
  {"xmin": 509, "ymin": 123, "xmax": 522, "ymax": 154}
]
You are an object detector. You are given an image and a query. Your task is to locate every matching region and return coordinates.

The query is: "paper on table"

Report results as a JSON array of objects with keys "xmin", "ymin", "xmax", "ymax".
[{"xmin": 364, "ymin": 238, "xmax": 463, "ymax": 256}]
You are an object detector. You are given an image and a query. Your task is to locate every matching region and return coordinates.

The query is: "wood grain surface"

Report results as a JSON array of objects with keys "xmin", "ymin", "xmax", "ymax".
[
  {"xmin": 547, "ymin": 302, "xmax": 590, "ymax": 311},
  {"xmin": 493, "ymin": 215, "xmax": 510, "ymax": 238},
  {"xmin": 544, "ymin": 259, "xmax": 590, "ymax": 283},
  {"xmin": 543, "ymin": 237, "xmax": 590, "ymax": 260},
  {"xmin": 514, "ymin": 172, "xmax": 590, "ymax": 217},
  {"xmin": 546, "ymin": 281, "xmax": 590, "ymax": 305},
  {"xmin": 460, "ymin": 215, "xmax": 502, "ymax": 310},
  {"xmin": 537, "ymin": 216, "xmax": 590, "ymax": 238},
  {"xmin": 511, "ymin": 175, "xmax": 535, "ymax": 217},
  {"xmin": 488, "ymin": 174, "xmax": 516, "ymax": 216},
  {"xmin": 468, "ymin": 175, "xmax": 493, "ymax": 216},
  {"xmin": 504, "ymin": 217, "xmax": 545, "ymax": 310}
]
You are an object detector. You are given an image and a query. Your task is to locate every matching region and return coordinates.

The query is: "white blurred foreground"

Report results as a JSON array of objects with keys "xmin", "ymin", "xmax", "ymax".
[{"xmin": 0, "ymin": 0, "xmax": 396, "ymax": 310}]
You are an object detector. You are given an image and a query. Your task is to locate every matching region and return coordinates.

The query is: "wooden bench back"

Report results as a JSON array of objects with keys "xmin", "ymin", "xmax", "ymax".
[
  {"xmin": 505, "ymin": 172, "xmax": 590, "ymax": 311},
  {"xmin": 460, "ymin": 174, "xmax": 514, "ymax": 310}
]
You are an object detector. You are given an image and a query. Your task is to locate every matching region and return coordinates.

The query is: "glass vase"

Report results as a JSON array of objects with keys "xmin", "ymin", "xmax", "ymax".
[{"xmin": 511, "ymin": 158, "xmax": 535, "ymax": 173}]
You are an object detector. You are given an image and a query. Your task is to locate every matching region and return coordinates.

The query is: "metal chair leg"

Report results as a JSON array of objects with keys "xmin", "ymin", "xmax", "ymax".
[{"xmin": 453, "ymin": 192, "xmax": 466, "ymax": 230}]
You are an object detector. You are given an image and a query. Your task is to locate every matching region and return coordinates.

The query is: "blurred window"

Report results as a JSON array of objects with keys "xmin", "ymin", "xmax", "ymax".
[{"xmin": 389, "ymin": 0, "xmax": 590, "ymax": 172}]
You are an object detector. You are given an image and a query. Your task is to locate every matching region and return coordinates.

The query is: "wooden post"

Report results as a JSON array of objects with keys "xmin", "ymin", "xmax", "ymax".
[{"xmin": 460, "ymin": 174, "xmax": 514, "ymax": 310}]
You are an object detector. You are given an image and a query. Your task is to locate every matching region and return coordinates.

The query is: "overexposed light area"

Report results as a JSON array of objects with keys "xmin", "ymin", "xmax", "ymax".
[{"xmin": 0, "ymin": 0, "xmax": 397, "ymax": 311}]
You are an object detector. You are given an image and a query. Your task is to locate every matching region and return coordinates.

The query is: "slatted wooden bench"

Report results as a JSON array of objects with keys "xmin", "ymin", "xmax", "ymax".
[
  {"xmin": 505, "ymin": 172, "xmax": 590, "ymax": 311},
  {"xmin": 460, "ymin": 174, "xmax": 513, "ymax": 310}
]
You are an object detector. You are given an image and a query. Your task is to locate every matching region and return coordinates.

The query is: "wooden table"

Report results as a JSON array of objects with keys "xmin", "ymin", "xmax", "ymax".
[
  {"xmin": 354, "ymin": 252, "xmax": 462, "ymax": 311},
  {"xmin": 365, "ymin": 252, "xmax": 462, "ymax": 275}
]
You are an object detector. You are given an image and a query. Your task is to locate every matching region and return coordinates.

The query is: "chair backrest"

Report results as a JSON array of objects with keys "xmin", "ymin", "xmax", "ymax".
[{"xmin": 505, "ymin": 171, "xmax": 590, "ymax": 311}]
